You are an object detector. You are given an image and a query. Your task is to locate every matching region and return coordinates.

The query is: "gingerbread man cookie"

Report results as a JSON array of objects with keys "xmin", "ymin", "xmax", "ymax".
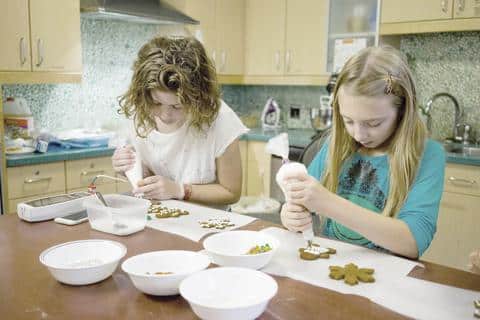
[{"xmin": 298, "ymin": 243, "xmax": 336, "ymax": 260}]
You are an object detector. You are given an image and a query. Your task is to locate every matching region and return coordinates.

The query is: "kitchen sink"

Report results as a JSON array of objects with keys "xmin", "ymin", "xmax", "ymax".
[{"xmin": 443, "ymin": 142, "xmax": 480, "ymax": 157}]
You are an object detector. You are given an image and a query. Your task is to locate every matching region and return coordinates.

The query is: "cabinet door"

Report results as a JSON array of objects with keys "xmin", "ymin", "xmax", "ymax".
[
  {"xmin": 285, "ymin": 0, "xmax": 328, "ymax": 75},
  {"xmin": 185, "ymin": 0, "xmax": 216, "ymax": 64},
  {"xmin": 421, "ymin": 191, "xmax": 480, "ymax": 271},
  {"xmin": 245, "ymin": 0, "xmax": 286, "ymax": 75},
  {"xmin": 216, "ymin": 0, "xmax": 245, "ymax": 75},
  {"xmin": 0, "ymin": 0, "xmax": 30, "ymax": 71},
  {"xmin": 454, "ymin": 0, "xmax": 480, "ymax": 18},
  {"xmin": 246, "ymin": 141, "xmax": 271, "ymax": 197},
  {"xmin": 29, "ymin": 0, "xmax": 82, "ymax": 72},
  {"xmin": 381, "ymin": 0, "xmax": 453, "ymax": 23}
]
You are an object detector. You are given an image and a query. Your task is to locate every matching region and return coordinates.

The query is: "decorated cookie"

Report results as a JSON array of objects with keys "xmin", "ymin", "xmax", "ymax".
[
  {"xmin": 329, "ymin": 263, "xmax": 375, "ymax": 285},
  {"xmin": 298, "ymin": 243, "xmax": 336, "ymax": 260},
  {"xmin": 198, "ymin": 218, "xmax": 235, "ymax": 229},
  {"xmin": 148, "ymin": 204, "xmax": 189, "ymax": 218}
]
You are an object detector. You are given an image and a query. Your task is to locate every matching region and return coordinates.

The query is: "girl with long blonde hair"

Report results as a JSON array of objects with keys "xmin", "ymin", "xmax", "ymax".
[
  {"xmin": 280, "ymin": 46, "xmax": 445, "ymax": 258},
  {"xmin": 112, "ymin": 36, "xmax": 248, "ymax": 205}
]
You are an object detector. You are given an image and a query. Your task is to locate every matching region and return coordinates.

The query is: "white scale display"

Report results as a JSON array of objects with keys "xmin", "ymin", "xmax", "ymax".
[{"xmin": 17, "ymin": 192, "xmax": 92, "ymax": 222}]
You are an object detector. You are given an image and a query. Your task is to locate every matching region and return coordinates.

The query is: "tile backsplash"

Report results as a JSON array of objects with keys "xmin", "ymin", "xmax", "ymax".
[{"xmin": 2, "ymin": 17, "xmax": 479, "ymax": 141}]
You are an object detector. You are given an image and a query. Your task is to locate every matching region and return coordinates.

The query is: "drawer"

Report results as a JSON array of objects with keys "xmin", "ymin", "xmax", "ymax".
[
  {"xmin": 7, "ymin": 162, "xmax": 65, "ymax": 199},
  {"xmin": 66, "ymin": 157, "xmax": 116, "ymax": 190},
  {"xmin": 444, "ymin": 163, "xmax": 480, "ymax": 196}
]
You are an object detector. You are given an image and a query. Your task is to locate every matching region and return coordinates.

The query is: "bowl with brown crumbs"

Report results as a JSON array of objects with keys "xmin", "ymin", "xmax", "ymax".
[
  {"xmin": 203, "ymin": 230, "xmax": 279, "ymax": 270},
  {"xmin": 121, "ymin": 250, "xmax": 210, "ymax": 296}
]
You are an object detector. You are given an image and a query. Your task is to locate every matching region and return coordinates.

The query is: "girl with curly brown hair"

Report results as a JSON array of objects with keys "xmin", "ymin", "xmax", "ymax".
[{"xmin": 112, "ymin": 36, "xmax": 248, "ymax": 206}]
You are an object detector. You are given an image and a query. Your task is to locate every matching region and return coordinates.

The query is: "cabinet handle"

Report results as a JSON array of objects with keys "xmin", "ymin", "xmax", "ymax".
[
  {"xmin": 274, "ymin": 51, "xmax": 281, "ymax": 71},
  {"xmin": 448, "ymin": 176, "xmax": 477, "ymax": 186},
  {"xmin": 19, "ymin": 37, "xmax": 27, "ymax": 65},
  {"xmin": 441, "ymin": 0, "xmax": 449, "ymax": 13},
  {"xmin": 24, "ymin": 177, "xmax": 52, "ymax": 184},
  {"xmin": 221, "ymin": 50, "xmax": 226, "ymax": 72},
  {"xmin": 36, "ymin": 38, "xmax": 44, "ymax": 67},
  {"xmin": 81, "ymin": 169, "xmax": 105, "ymax": 177},
  {"xmin": 286, "ymin": 50, "xmax": 292, "ymax": 72},
  {"xmin": 457, "ymin": 0, "xmax": 465, "ymax": 12}
]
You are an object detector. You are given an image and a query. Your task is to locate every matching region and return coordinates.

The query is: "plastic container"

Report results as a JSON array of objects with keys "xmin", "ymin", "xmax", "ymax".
[
  {"xmin": 4, "ymin": 97, "xmax": 34, "ymax": 139},
  {"xmin": 83, "ymin": 194, "xmax": 150, "ymax": 236}
]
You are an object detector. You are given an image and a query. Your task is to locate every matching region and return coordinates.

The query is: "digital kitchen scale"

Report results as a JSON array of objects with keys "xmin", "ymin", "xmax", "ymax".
[{"xmin": 17, "ymin": 192, "xmax": 92, "ymax": 222}]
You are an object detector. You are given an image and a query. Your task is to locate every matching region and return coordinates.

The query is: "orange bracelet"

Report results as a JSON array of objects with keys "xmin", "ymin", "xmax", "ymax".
[{"xmin": 183, "ymin": 183, "xmax": 192, "ymax": 201}]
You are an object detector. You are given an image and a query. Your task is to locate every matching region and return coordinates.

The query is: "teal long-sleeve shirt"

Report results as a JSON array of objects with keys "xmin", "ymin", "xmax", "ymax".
[{"xmin": 307, "ymin": 139, "xmax": 445, "ymax": 257}]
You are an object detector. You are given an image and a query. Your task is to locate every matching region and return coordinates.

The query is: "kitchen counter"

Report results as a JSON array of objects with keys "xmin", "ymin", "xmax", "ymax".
[{"xmin": 6, "ymin": 129, "xmax": 480, "ymax": 167}]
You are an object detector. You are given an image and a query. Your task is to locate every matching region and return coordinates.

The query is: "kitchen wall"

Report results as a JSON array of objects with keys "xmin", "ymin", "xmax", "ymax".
[{"xmin": 2, "ymin": 17, "xmax": 479, "ymax": 141}]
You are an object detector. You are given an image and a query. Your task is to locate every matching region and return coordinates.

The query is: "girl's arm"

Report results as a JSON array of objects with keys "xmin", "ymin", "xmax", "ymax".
[
  {"xmin": 287, "ymin": 176, "xmax": 419, "ymax": 258},
  {"xmin": 188, "ymin": 139, "xmax": 242, "ymax": 205},
  {"xmin": 317, "ymin": 190, "xmax": 419, "ymax": 258}
]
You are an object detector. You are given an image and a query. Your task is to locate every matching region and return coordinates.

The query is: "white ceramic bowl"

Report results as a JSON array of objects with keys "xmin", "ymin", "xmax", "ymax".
[
  {"xmin": 39, "ymin": 239, "xmax": 126, "ymax": 285},
  {"xmin": 121, "ymin": 250, "xmax": 211, "ymax": 296},
  {"xmin": 203, "ymin": 230, "xmax": 279, "ymax": 270},
  {"xmin": 180, "ymin": 267, "xmax": 278, "ymax": 320}
]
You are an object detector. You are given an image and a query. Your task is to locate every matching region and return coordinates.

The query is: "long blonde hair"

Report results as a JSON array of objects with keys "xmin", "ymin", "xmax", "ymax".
[
  {"xmin": 119, "ymin": 36, "xmax": 221, "ymax": 137},
  {"xmin": 323, "ymin": 46, "xmax": 427, "ymax": 217}
]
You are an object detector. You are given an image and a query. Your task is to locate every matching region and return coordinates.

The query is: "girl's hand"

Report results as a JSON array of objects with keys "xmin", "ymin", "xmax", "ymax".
[
  {"xmin": 111, "ymin": 145, "xmax": 135, "ymax": 174},
  {"xmin": 468, "ymin": 249, "xmax": 480, "ymax": 274},
  {"xmin": 134, "ymin": 175, "xmax": 182, "ymax": 200},
  {"xmin": 283, "ymin": 171, "xmax": 328, "ymax": 213},
  {"xmin": 280, "ymin": 203, "xmax": 312, "ymax": 232}
]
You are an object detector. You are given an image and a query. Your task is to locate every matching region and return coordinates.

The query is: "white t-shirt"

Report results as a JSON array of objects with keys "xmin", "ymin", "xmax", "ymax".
[{"xmin": 131, "ymin": 101, "xmax": 249, "ymax": 184}]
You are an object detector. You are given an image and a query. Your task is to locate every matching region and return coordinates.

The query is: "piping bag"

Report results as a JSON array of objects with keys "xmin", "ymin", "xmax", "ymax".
[
  {"xmin": 265, "ymin": 133, "xmax": 314, "ymax": 247},
  {"xmin": 124, "ymin": 146, "xmax": 144, "ymax": 197}
]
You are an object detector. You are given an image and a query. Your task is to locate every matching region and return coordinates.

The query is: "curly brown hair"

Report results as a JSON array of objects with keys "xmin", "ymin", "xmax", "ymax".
[{"xmin": 119, "ymin": 36, "xmax": 221, "ymax": 137}]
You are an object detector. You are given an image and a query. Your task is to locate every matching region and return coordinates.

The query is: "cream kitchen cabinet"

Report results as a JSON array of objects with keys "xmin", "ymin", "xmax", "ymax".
[
  {"xmin": 65, "ymin": 157, "xmax": 116, "ymax": 193},
  {"xmin": 6, "ymin": 162, "xmax": 66, "ymax": 214},
  {"xmin": 0, "ymin": 0, "xmax": 82, "ymax": 83},
  {"xmin": 381, "ymin": 0, "xmax": 453, "ymax": 23},
  {"xmin": 421, "ymin": 163, "xmax": 480, "ymax": 271},
  {"xmin": 245, "ymin": 141, "xmax": 271, "ymax": 197},
  {"xmin": 380, "ymin": 0, "xmax": 480, "ymax": 34},
  {"xmin": 244, "ymin": 0, "xmax": 329, "ymax": 85},
  {"xmin": 239, "ymin": 140, "xmax": 248, "ymax": 196},
  {"xmin": 184, "ymin": 0, "xmax": 245, "ymax": 77},
  {"xmin": 454, "ymin": 0, "xmax": 480, "ymax": 18}
]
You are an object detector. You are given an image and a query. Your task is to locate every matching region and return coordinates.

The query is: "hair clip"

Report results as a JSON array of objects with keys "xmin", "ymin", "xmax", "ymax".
[{"xmin": 385, "ymin": 73, "xmax": 394, "ymax": 95}]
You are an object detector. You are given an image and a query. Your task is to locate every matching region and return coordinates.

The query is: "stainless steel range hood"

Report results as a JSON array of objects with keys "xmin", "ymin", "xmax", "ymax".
[{"xmin": 80, "ymin": 0, "xmax": 199, "ymax": 25}]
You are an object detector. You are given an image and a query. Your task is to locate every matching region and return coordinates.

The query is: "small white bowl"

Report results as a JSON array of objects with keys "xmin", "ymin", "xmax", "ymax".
[
  {"xmin": 39, "ymin": 239, "xmax": 126, "ymax": 285},
  {"xmin": 203, "ymin": 230, "xmax": 279, "ymax": 270},
  {"xmin": 180, "ymin": 267, "xmax": 278, "ymax": 320},
  {"xmin": 121, "ymin": 250, "xmax": 211, "ymax": 296}
]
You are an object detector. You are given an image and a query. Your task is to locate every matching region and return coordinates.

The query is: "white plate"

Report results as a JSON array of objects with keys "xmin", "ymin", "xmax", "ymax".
[{"xmin": 6, "ymin": 146, "xmax": 36, "ymax": 155}]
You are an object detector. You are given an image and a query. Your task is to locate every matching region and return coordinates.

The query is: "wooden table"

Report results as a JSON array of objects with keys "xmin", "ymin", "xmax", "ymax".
[{"xmin": 1, "ymin": 213, "xmax": 479, "ymax": 319}]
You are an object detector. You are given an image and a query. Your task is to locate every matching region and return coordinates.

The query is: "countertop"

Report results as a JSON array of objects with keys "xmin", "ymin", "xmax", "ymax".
[
  {"xmin": 1, "ymin": 213, "xmax": 478, "ymax": 320},
  {"xmin": 6, "ymin": 128, "xmax": 480, "ymax": 167}
]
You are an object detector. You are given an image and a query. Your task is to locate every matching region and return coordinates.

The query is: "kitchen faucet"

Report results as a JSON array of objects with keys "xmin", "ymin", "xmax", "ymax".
[{"xmin": 422, "ymin": 92, "xmax": 462, "ymax": 141}]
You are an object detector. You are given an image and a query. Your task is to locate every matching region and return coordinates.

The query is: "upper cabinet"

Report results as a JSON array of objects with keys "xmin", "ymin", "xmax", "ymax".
[
  {"xmin": 380, "ymin": 0, "xmax": 480, "ymax": 34},
  {"xmin": 454, "ymin": 0, "xmax": 480, "ymax": 18},
  {"xmin": 184, "ymin": 0, "xmax": 245, "ymax": 77},
  {"xmin": 381, "ymin": 0, "xmax": 453, "ymax": 23},
  {"xmin": 0, "ymin": 0, "xmax": 82, "ymax": 83},
  {"xmin": 244, "ymin": 0, "xmax": 329, "ymax": 85}
]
